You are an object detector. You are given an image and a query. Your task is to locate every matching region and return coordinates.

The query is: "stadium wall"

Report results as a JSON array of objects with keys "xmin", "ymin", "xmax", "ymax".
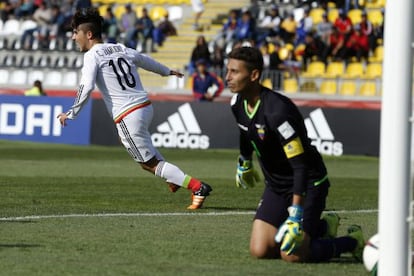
[
  {"xmin": 91, "ymin": 98, "xmax": 380, "ymax": 156},
  {"xmin": 0, "ymin": 95, "xmax": 380, "ymax": 156}
]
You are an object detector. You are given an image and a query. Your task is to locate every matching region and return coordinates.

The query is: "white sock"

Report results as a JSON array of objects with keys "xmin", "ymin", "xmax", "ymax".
[{"xmin": 155, "ymin": 161, "xmax": 186, "ymax": 186}]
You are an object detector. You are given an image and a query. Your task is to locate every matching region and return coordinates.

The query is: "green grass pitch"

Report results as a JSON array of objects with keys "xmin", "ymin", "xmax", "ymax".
[{"xmin": 0, "ymin": 140, "xmax": 379, "ymax": 275}]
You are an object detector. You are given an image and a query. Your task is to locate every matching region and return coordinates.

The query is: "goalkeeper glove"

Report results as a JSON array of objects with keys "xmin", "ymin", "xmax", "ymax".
[
  {"xmin": 275, "ymin": 205, "xmax": 304, "ymax": 255},
  {"xmin": 235, "ymin": 157, "xmax": 260, "ymax": 189}
]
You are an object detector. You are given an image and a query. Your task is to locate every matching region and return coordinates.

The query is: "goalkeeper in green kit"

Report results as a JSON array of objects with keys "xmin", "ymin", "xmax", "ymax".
[{"xmin": 227, "ymin": 46, "xmax": 365, "ymax": 263}]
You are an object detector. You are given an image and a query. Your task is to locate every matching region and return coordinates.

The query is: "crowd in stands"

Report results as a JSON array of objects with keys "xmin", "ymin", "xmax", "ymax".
[
  {"xmin": 0, "ymin": 1, "xmax": 178, "ymax": 52},
  {"xmin": 190, "ymin": 0, "xmax": 385, "ymax": 88}
]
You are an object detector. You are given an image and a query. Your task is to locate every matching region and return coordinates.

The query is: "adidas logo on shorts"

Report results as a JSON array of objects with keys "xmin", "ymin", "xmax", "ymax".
[
  {"xmin": 151, "ymin": 103, "xmax": 210, "ymax": 149},
  {"xmin": 304, "ymin": 108, "xmax": 343, "ymax": 156}
]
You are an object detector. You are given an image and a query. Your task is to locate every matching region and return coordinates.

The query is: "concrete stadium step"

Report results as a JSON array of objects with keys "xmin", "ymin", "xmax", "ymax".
[{"xmin": 145, "ymin": 0, "xmax": 250, "ymax": 83}]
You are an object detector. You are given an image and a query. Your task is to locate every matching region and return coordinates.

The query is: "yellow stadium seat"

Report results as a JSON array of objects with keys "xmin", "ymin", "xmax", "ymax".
[
  {"xmin": 359, "ymin": 82, "xmax": 377, "ymax": 96},
  {"xmin": 113, "ymin": 5, "xmax": 126, "ymax": 19},
  {"xmin": 262, "ymin": 78, "xmax": 273, "ymax": 89},
  {"xmin": 367, "ymin": 10, "xmax": 383, "ymax": 26},
  {"xmin": 135, "ymin": 6, "xmax": 144, "ymax": 18},
  {"xmin": 347, "ymin": 9, "xmax": 362, "ymax": 25},
  {"xmin": 343, "ymin": 62, "xmax": 364, "ymax": 78},
  {"xmin": 327, "ymin": 1, "xmax": 336, "ymax": 8},
  {"xmin": 150, "ymin": 6, "xmax": 168, "ymax": 21},
  {"xmin": 339, "ymin": 81, "xmax": 357, "ymax": 96},
  {"xmin": 328, "ymin": 8, "xmax": 339, "ymax": 23},
  {"xmin": 309, "ymin": 8, "xmax": 325, "ymax": 25},
  {"xmin": 325, "ymin": 61, "xmax": 344, "ymax": 78},
  {"xmin": 320, "ymin": 80, "xmax": 337, "ymax": 95},
  {"xmin": 366, "ymin": 0, "xmax": 386, "ymax": 8},
  {"xmin": 98, "ymin": 4, "xmax": 110, "ymax": 16},
  {"xmin": 300, "ymin": 81, "xmax": 318, "ymax": 92},
  {"xmin": 369, "ymin": 45, "xmax": 384, "ymax": 63},
  {"xmin": 364, "ymin": 63, "xmax": 382, "ymax": 79},
  {"xmin": 278, "ymin": 47, "xmax": 290, "ymax": 60},
  {"xmin": 302, "ymin": 61, "xmax": 326, "ymax": 77},
  {"xmin": 283, "ymin": 78, "xmax": 298, "ymax": 93}
]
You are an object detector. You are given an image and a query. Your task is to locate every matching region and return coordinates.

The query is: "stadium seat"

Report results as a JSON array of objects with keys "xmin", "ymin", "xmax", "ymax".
[
  {"xmin": 363, "ymin": 63, "xmax": 382, "ymax": 79},
  {"xmin": 167, "ymin": 6, "xmax": 184, "ymax": 22},
  {"xmin": 0, "ymin": 68, "xmax": 9, "ymax": 85},
  {"xmin": 150, "ymin": 6, "xmax": 168, "ymax": 21},
  {"xmin": 366, "ymin": 0, "xmax": 386, "ymax": 8},
  {"xmin": 369, "ymin": 45, "xmax": 383, "ymax": 63},
  {"xmin": 9, "ymin": 69, "xmax": 28, "ymax": 86},
  {"xmin": 302, "ymin": 61, "xmax": 326, "ymax": 77},
  {"xmin": 27, "ymin": 70, "xmax": 45, "ymax": 84},
  {"xmin": 339, "ymin": 81, "xmax": 357, "ymax": 96},
  {"xmin": 320, "ymin": 80, "xmax": 337, "ymax": 95},
  {"xmin": 283, "ymin": 78, "xmax": 298, "ymax": 93},
  {"xmin": 261, "ymin": 78, "xmax": 273, "ymax": 89},
  {"xmin": 18, "ymin": 55, "xmax": 34, "ymax": 68},
  {"xmin": 35, "ymin": 55, "xmax": 51, "ymax": 68},
  {"xmin": 113, "ymin": 5, "xmax": 126, "ymax": 19},
  {"xmin": 309, "ymin": 8, "xmax": 325, "ymax": 25},
  {"xmin": 325, "ymin": 61, "xmax": 344, "ymax": 78},
  {"xmin": 347, "ymin": 9, "xmax": 362, "ymax": 25},
  {"xmin": 359, "ymin": 82, "xmax": 377, "ymax": 96},
  {"xmin": 343, "ymin": 62, "xmax": 364, "ymax": 78},
  {"xmin": 300, "ymin": 80, "xmax": 318, "ymax": 92},
  {"xmin": 2, "ymin": 54, "xmax": 17, "ymax": 67},
  {"xmin": 98, "ymin": 4, "xmax": 109, "ymax": 16},
  {"xmin": 328, "ymin": 8, "xmax": 339, "ymax": 23},
  {"xmin": 53, "ymin": 55, "xmax": 69, "ymax": 69},
  {"xmin": 62, "ymin": 71, "xmax": 78, "ymax": 87},
  {"xmin": 44, "ymin": 71, "xmax": 63, "ymax": 86},
  {"xmin": 0, "ymin": 19, "xmax": 20, "ymax": 49},
  {"xmin": 367, "ymin": 10, "xmax": 383, "ymax": 26}
]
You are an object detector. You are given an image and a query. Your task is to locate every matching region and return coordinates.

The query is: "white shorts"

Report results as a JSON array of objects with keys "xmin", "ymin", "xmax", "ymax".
[
  {"xmin": 191, "ymin": 0, "xmax": 204, "ymax": 13},
  {"xmin": 116, "ymin": 104, "xmax": 163, "ymax": 163}
]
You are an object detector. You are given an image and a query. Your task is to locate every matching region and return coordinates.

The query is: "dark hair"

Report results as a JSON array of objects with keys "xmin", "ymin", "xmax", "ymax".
[
  {"xmin": 71, "ymin": 8, "xmax": 103, "ymax": 39},
  {"xmin": 227, "ymin": 46, "xmax": 263, "ymax": 74}
]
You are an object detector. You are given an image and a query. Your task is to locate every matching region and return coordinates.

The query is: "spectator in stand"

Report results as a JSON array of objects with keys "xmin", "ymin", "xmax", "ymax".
[
  {"xmin": 153, "ymin": 12, "xmax": 177, "ymax": 47},
  {"xmin": 118, "ymin": 4, "xmax": 138, "ymax": 49},
  {"xmin": 235, "ymin": 9, "xmax": 255, "ymax": 42},
  {"xmin": 24, "ymin": 80, "xmax": 46, "ymax": 96},
  {"xmin": 280, "ymin": 13, "xmax": 297, "ymax": 44},
  {"xmin": 188, "ymin": 35, "xmax": 211, "ymax": 75},
  {"xmin": 72, "ymin": 0, "xmax": 91, "ymax": 11},
  {"xmin": 191, "ymin": 0, "xmax": 206, "ymax": 31},
  {"xmin": 322, "ymin": 26, "xmax": 345, "ymax": 62},
  {"xmin": 334, "ymin": 9, "xmax": 352, "ymax": 40},
  {"xmin": 261, "ymin": 41, "xmax": 285, "ymax": 89},
  {"xmin": 220, "ymin": 9, "xmax": 239, "ymax": 46},
  {"xmin": 14, "ymin": 0, "xmax": 34, "ymax": 18},
  {"xmin": 0, "ymin": 1, "xmax": 14, "ymax": 22},
  {"xmin": 20, "ymin": 2, "xmax": 53, "ymax": 50},
  {"xmin": 316, "ymin": 12, "xmax": 332, "ymax": 46},
  {"xmin": 296, "ymin": 8, "xmax": 313, "ymax": 46},
  {"xmin": 210, "ymin": 44, "xmax": 224, "ymax": 72},
  {"xmin": 303, "ymin": 32, "xmax": 326, "ymax": 69},
  {"xmin": 49, "ymin": 4, "xmax": 67, "ymax": 49},
  {"xmin": 257, "ymin": 5, "xmax": 281, "ymax": 44},
  {"xmin": 343, "ymin": 25, "xmax": 369, "ymax": 62},
  {"xmin": 136, "ymin": 7, "xmax": 155, "ymax": 53},
  {"xmin": 191, "ymin": 58, "xmax": 224, "ymax": 102},
  {"xmin": 102, "ymin": 6, "xmax": 118, "ymax": 44},
  {"xmin": 359, "ymin": 11, "xmax": 375, "ymax": 52}
]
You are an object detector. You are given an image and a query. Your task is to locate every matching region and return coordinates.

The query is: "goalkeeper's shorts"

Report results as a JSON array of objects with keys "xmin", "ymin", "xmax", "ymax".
[{"xmin": 254, "ymin": 179, "xmax": 329, "ymax": 238}]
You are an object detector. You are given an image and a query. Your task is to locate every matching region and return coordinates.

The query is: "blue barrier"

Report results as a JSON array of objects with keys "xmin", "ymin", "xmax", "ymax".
[{"xmin": 0, "ymin": 95, "xmax": 92, "ymax": 145}]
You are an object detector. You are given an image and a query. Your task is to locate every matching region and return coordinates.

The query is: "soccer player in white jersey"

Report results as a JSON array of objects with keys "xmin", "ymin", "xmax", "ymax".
[{"xmin": 57, "ymin": 8, "xmax": 212, "ymax": 209}]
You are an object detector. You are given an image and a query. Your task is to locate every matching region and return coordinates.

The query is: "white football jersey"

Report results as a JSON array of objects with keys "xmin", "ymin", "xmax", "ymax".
[{"xmin": 66, "ymin": 43, "xmax": 170, "ymax": 122}]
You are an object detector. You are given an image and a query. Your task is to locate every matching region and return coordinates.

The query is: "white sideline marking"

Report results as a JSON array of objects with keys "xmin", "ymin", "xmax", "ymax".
[{"xmin": 0, "ymin": 209, "xmax": 378, "ymax": 221}]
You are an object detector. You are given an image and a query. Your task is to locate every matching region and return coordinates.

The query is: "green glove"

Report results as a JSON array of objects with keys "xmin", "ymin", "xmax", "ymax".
[{"xmin": 235, "ymin": 157, "xmax": 260, "ymax": 189}]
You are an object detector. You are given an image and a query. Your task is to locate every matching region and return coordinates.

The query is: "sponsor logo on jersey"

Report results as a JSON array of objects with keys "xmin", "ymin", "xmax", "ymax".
[
  {"xmin": 151, "ymin": 103, "xmax": 210, "ymax": 149},
  {"xmin": 304, "ymin": 108, "xmax": 343, "ymax": 156}
]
